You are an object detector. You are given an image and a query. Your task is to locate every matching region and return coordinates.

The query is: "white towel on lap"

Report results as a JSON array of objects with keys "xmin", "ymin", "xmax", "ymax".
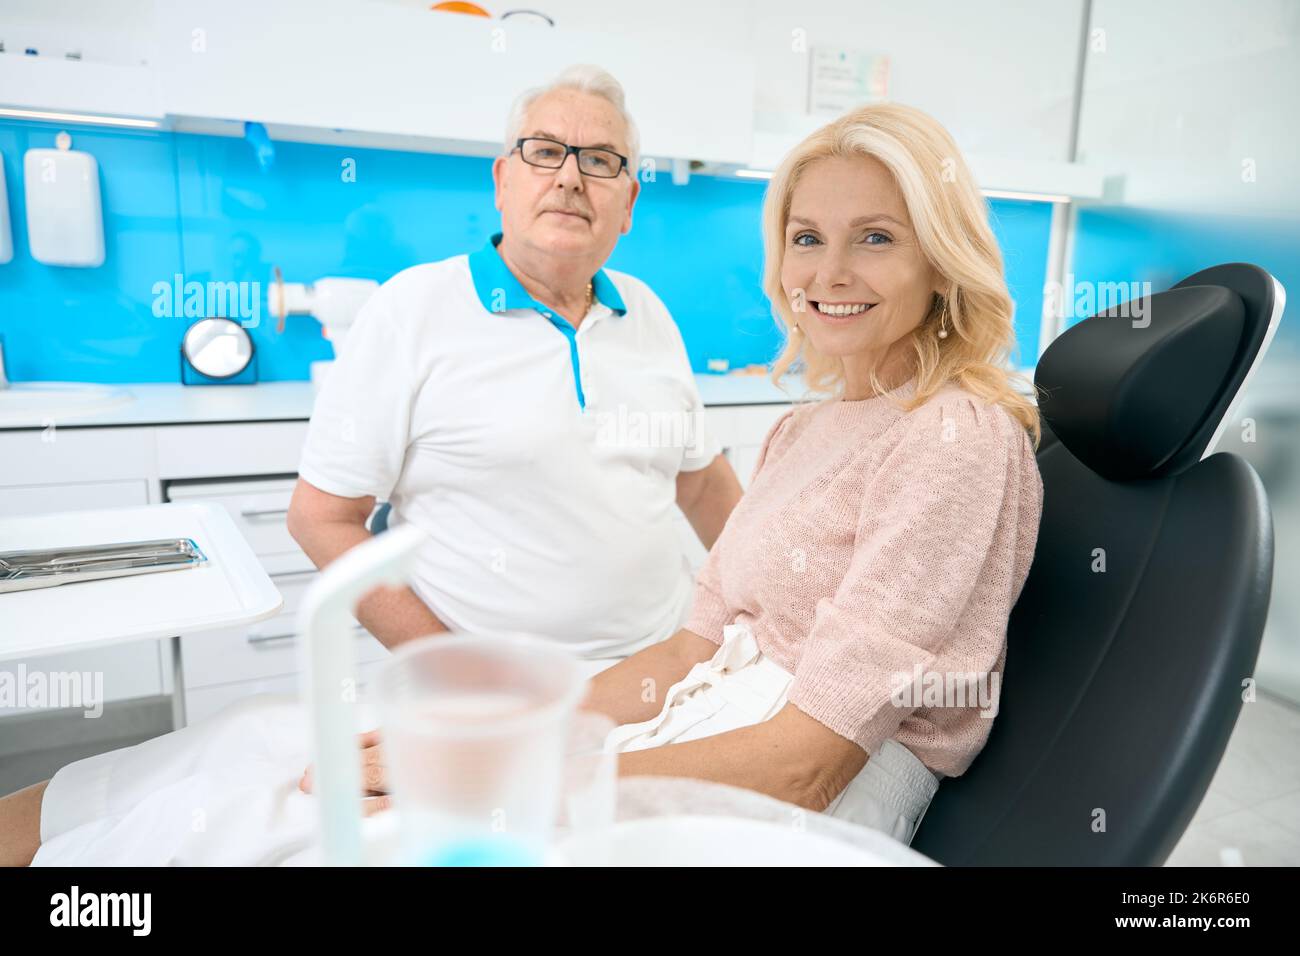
[
  {"xmin": 36, "ymin": 694, "xmax": 324, "ymax": 866},
  {"xmin": 35, "ymin": 655, "xmax": 618, "ymax": 867}
]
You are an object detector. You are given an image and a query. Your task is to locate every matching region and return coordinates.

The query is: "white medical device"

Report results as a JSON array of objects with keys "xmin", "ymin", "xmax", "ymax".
[
  {"xmin": 268, "ymin": 274, "xmax": 380, "ymax": 388},
  {"xmin": 24, "ymin": 132, "xmax": 105, "ymax": 268},
  {"xmin": 298, "ymin": 522, "xmax": 427, "ymax": 866},
  {"xmin": 269, "ymin": 275, "xmax": 379, "ymax": 352}
]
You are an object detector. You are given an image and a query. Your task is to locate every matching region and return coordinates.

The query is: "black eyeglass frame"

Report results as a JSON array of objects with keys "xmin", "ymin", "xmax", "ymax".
[{"xmin": 512, "ymin": 137, "xmax": 630, "ymax": 178}]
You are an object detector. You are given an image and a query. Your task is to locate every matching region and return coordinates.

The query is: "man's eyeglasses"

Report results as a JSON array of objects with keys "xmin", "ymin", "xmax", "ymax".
[{"xmin": 513, "ymin": 137, "xmax": 629, "ymax": 179}]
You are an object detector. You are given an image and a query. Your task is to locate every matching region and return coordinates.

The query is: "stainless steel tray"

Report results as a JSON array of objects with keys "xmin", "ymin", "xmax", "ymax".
[{"xmin": 0, "ymin": 538, "xmax": 208, "ymax": 593}]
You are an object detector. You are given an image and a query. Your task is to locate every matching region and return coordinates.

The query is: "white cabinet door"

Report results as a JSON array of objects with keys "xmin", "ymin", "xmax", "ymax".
[
  {"xmin": 155, "ymin": 422, "xmax": 309, "ymax": 480},
  {"xmin": 676, "ymin": 402, "xmax": 793, "ymax": 574},
  {"xmin": 180, "ymin": 569, "xmax": 387, "ymax": 691},
  {"xmin": 0, "ymin": 427, "xmax": 155, "ymax": 487},
  {"xmin": 712, "ymin": 404, "xmax": 793, "ymax": 489}
]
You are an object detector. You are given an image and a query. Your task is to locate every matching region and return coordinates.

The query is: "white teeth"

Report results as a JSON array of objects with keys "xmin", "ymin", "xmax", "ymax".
[{"xmin": 816, "ymin": 302, "xmax": 872, "ymax": 317}]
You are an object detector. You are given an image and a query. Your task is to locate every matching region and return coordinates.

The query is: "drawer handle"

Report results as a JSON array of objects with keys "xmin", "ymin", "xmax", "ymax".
[
  {"xmin": 273, "ymin": 569, "xmax": 319, "ymax": 582},
  {"xmin": 240, "ymin": 506, "xmax": 290, "ymax": 519},
  {"xmin": 247, "ymin": 622, "xmax": 367, "ymax": 645},
  {"xmin": 247, "ymin": 629, "xmax": 296, "ymax": 645}
]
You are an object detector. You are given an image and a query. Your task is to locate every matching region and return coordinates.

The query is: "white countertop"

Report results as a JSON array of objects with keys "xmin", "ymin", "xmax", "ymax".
[
  {"xmin": 0, "ymin": 374, "xmax": 802, "ymax": 431},
  {"xmin": 0, "ymin": 367, "xmax": 1050, "ymax": 431}
]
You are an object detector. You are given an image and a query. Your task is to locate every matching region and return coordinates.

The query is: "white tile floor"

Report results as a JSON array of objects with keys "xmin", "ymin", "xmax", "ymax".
[{"xmin": 1165, "ymin": 691, "xmax": 1300, "ymax": 866}]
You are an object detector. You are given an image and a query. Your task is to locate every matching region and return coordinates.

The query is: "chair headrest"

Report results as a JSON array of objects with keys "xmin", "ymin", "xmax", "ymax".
[{"xmin": 1033, "ymin": 264, "xmax": 1279, "ymax": 481}]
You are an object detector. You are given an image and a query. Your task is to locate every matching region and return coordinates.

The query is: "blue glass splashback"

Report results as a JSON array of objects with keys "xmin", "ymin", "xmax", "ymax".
[
  {"xmin": 1071, "ymin": 206, "xmax": 1299, "ymax": 362},
  {"xmin": 0, "ymin": 117, "xmax": 1051, "ymax": 382}
]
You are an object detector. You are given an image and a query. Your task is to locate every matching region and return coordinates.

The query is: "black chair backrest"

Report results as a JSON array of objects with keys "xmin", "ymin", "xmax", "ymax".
[{"xmin": 911, "ymin": 263, "xmax": 1280, "ymax": 865}]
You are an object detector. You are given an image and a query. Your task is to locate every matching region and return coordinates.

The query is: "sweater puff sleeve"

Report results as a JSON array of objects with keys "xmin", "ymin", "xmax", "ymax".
[
  {"xmin": 787, "ymin": 393, "xmax": 1038, "ymax": 755},
  {"xmin": 683, "ymin": 406, "xmax": 799, "ymax": 645}
]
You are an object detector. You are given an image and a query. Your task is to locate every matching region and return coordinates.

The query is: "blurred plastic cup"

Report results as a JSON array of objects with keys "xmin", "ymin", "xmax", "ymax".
[
  {"xmin": 374, "ymin": 632, "xmax": 587, "ymax": 866},
  {"xmin": 557, "ymin": 710, "xmax": 618, "ymax": 837}
]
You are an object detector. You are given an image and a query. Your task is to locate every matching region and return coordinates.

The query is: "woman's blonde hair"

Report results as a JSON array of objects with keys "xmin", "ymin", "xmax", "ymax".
[{"xmin": 764, "ymin": 102, "xmax": 1042, "ymax": 447}]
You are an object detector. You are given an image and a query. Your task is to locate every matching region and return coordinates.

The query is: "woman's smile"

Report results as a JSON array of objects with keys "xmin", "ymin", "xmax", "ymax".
[{"xmin": 812, "ymin": 300, "xmax": 876, "ymax": 323}]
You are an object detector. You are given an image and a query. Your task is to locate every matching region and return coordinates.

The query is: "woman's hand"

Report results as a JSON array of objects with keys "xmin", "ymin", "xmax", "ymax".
[{"xmin": 298, "ymin": 729, "xmax": 393, "ymax": 816}]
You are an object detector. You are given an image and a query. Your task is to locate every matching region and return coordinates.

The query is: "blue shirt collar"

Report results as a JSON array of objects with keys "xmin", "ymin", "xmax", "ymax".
[{"xmin": 467, "ymin": 232, "xmax": 627, "ymax": 317}]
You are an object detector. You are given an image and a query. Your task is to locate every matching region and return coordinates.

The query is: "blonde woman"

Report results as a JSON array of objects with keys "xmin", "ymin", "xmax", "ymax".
[
  {"xmin": 1, "ymin": 103, "xmax": 1042, "ymax": 864},
  {"xmin": 581, "ymin": 102, "xmax": 1045, "ymax": 843}
]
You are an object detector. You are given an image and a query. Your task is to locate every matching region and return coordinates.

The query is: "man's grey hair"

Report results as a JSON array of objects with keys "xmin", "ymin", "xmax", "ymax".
[{"xmin": 504, "ymin": 64, "xmax": 641, "ymax": 174}]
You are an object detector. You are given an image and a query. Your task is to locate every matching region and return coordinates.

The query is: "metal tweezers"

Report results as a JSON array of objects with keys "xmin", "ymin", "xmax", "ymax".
[{"xmin": 0, "ymin": 538, "xmax": 208, "ymax": 594}]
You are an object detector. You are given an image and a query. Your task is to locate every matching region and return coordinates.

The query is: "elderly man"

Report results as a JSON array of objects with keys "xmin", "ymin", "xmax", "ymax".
[
  {"xmin": 0, "ymin": 65, "xmax": 743, "ymax": 868},
  {"xmin": 288, "ymin": 64, "xmax": 741, "ymax": 665}
]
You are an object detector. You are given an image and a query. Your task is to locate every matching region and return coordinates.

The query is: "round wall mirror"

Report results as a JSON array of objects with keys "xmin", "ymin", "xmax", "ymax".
[{"xmin": 181, "ymin": 318, "xmax": 254, "ymax": 379}]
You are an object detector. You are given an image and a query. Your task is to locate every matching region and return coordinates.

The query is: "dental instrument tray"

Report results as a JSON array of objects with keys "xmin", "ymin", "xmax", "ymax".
[{"xmin": 0, "ymin": 538, "xmax": 208, "ymax": 593}]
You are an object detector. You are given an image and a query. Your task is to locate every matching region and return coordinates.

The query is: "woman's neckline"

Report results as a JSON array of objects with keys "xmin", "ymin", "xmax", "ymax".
[{"xmin": 836, "ymin": 376, "xmax": 918, "ymax": 405}]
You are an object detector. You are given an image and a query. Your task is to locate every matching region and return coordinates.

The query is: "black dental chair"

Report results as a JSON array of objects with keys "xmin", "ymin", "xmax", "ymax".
[{"xmin": 910, "ymin": 263, "xmax": 1283, "ymax": 866}]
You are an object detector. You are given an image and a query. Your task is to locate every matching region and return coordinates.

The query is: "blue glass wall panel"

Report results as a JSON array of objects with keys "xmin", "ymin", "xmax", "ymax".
[{"xmin": 0, "ymin": 118, "xmax": 1053, "ymax": 382}]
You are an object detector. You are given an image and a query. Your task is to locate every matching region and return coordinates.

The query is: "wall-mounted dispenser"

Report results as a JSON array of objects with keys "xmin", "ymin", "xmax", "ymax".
[{"xmin": 24, "ymin": 131, "xmax": 105, "ymax": 268}]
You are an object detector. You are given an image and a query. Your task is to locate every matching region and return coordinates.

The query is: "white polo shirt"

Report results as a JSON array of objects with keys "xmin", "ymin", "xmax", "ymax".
[{"xmin": 298, "ymin": 233, "xmax": 721, "ymax": 658}]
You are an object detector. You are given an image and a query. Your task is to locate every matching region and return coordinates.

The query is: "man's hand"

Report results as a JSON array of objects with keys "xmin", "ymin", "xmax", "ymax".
[{"xmin": 298, "ymin": 729, "xmax": 393, "ymax": 817}]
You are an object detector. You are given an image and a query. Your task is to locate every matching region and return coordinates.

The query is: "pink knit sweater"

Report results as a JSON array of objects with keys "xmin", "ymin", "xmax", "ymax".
[{"xmin": 685, "ymin": 378, "xmax": 1043, "ymax": 778}]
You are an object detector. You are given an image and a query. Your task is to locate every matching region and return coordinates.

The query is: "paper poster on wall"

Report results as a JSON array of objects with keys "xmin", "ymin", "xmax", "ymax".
[{"xmin": 807, "ymin": 48, "xmax": 890, "ymax": 115}]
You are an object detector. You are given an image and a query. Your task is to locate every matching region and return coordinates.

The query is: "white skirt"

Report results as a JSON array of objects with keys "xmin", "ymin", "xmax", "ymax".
[{"xmin": 604, "ymin": 623, "xmax": 941, "ymax": 845}]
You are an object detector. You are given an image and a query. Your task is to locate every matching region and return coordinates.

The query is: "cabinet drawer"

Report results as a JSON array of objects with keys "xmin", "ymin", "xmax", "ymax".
[
  {"xmin": 0, "ymin": 479, "xmax": 149, "ymax": 517},
  {"xmin": 156, "ymin": 421, "xmax": 308, "ymax": 479},
  {"xmin": 185, "ymin": 659, "xmax": 382, "ymax": 725},
  {"xmin": 709, "ymin": 404, "xmax": 791, "ymax": 488},
  {"xmin": 0, "ymin": 639, "xmax": 162, "ymax": 718},
  {"xmin": 727, "ymin": 446, "xmax": 765, "ymax": 488},
  {"xmin": 166, "ymin": 477, "xmax": 308, "ymax": 565},
  {"xmin": 0, "ymin": 427, "xmax": 155, "ymax": 486},
  {"xmin": 728, "ymin": 405, "xmax": 793, "ymax": 444},
  {"xmin": 181, "ymin": 570, "xmax": 388, "ymax": 689}
]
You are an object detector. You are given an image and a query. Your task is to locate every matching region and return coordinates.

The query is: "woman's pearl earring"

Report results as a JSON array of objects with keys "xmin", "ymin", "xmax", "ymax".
[{"xmin": 937, "ymin": 300, "xmax": 950, "ymax": 339}]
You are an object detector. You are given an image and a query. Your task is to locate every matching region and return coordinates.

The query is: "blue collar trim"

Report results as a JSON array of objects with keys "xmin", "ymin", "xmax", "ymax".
[{"xmin": 467, "ymin": 232, "xmax": 627, "ymax": 316}]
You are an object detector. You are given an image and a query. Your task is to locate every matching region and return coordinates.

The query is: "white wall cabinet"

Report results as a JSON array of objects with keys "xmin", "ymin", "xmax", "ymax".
[
  {"xmin": 2, "ymin": 1, "xmax": 753, "ymax": 164},
  {"xmin": 0, "ymin": 53, "xmax": 161, "ymax": 123},
  {"xmin": 1, "ymin": 0, "xmax": 1110, "ymax": 192},
  {"xmin": 152, "ymin": 0, "xmax": 755, "ymax": 167}
]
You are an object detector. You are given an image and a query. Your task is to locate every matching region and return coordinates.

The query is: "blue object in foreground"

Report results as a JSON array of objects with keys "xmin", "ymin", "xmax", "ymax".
[{"xmin": 421, "ymin": 837, "xmax": 542, "ymax": 867}]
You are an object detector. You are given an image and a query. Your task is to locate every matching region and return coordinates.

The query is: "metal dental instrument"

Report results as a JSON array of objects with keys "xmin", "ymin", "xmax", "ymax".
[{"xmin": 0, "ymin": 538, "xmax": 208, "ymax": 593}]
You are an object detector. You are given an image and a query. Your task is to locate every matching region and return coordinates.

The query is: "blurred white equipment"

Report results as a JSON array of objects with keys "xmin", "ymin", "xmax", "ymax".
[
  {"xmin": 297, "ymin": 523, "xmax": 426, "ymax": 867},
  {"xmin": 374, "ymin": 632, "xmax": 588, "ymax": 865},
  {"xmin": 24, "ymin": 133, "xmax": 105, "ymax": 267},
  {"xmin": 296, "ymin": 524, "xmax": 589, "ymax": 866},
  {"xmin": 268, "ymin": 274, "xmax": 379, "ymax": 388}
]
